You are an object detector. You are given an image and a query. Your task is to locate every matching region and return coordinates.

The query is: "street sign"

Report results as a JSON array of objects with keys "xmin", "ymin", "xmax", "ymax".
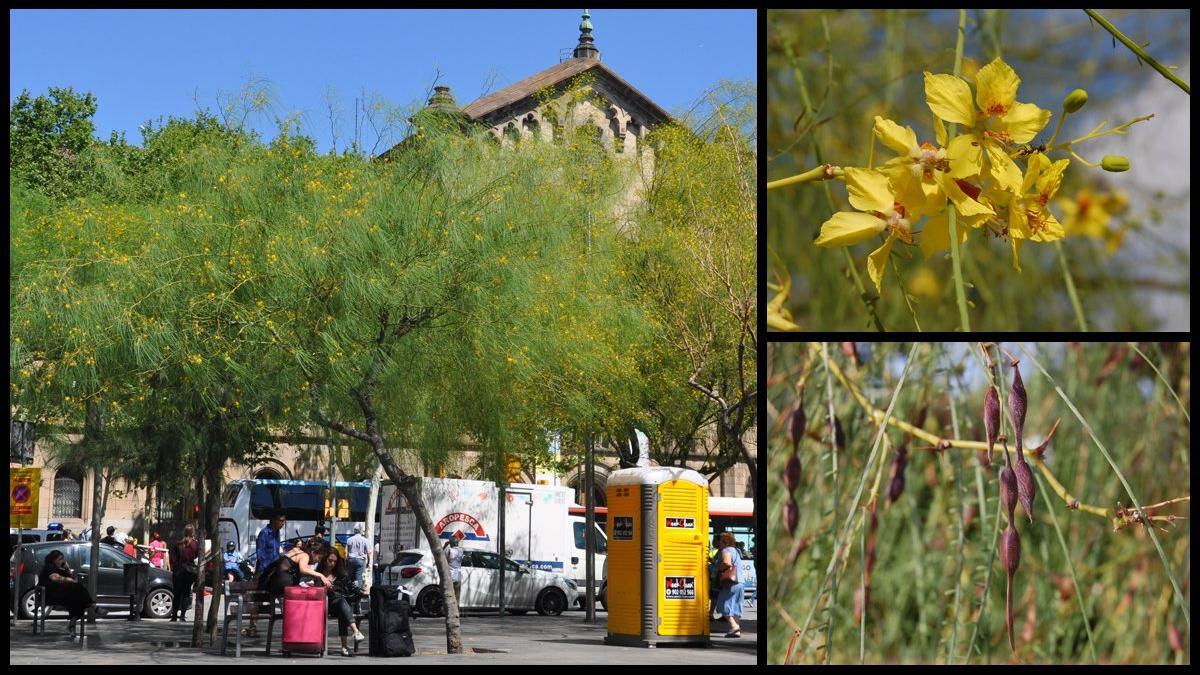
[
  {"xmin": 9, "ymin": 419, "xmax": 36, "ymax": 465},
  {"xmin": 10, "ymin": 468, "xmax": 41, "ymax": 529}
]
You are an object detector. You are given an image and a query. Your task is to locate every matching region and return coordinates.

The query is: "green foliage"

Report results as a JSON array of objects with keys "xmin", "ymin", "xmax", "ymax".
[
  {"xmin": 768, "ymin": 342, "xmax": 1191, "ymax": 664},
  {"xmin": 9, "ymin": 87, "xmax": 99, "ymax": 200}
]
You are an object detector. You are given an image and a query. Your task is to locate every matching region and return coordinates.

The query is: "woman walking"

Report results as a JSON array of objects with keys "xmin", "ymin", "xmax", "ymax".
[
  {"xmin": 713, "ymin": 531, "xmax": 745, "ymax": 638},
  {"xmin": 168, "ymin": 525, "xmax": 200, "ymax": 622}
]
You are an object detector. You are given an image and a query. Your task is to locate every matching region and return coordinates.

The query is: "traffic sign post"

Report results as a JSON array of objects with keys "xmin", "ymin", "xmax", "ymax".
[{"xmin": 10, "ymin": 468, "xmax": 40, "ymax": 529}]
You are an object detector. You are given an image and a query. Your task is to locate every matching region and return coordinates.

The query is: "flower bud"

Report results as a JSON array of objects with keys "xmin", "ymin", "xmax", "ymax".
[
  {"xmin": 1063, "ymin": 88, "xmax": 1089, "ymax": 113},
  {"xmin": 1000, "ymin": 465, "xmax": 1018, "ymax": 523},
  {"xmin": 1101, "ymin": 155, "xmax": 1130, "ymax": 172},
  {"xmin": 783, "ymin": 454, "xmax": 801, "ymax": 492},
  {"xmin": 784, "ymin": 497, "xmax": 799, "ymax": 537},
  {"xmin": 1015, "ymin": 456, "xmax": 1037, "ymax": 523}
]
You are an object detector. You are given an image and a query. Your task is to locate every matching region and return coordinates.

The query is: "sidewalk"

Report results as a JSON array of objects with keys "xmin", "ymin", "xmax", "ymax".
[{"xmin": 8, "ymin": 607, "xmax": 757, "ymax": 664}]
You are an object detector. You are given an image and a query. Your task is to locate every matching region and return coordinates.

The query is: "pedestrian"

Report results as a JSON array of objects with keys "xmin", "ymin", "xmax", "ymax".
[
  {"xmin": 319, "ymin": 547, "xmax": 367, "ymax": 656},
  {"xmin": 708, "ymin": 536, "xmax": 721, "ymax": 620},
  {"xmin": 258, "ymin": 537, "xmax": 333, "ymax": 597},
  {"xmin": 38, "ymin": 549, "xmax": 107, "ymax": 636},
  {"xmin": 345, "ymin": 524, "xmax": 369, "ymax": 588},
  {"xmin": 444, "ymin": 534, "xmax": 463, "ymax": 608},
  {"xmin": 148, "ymin": 532, "xmax": 168, "ymax": 570},
  {"xmin": 713, "ymin": 531, "xmax": 744, "ymax": 638},
  {"xmin": 79, "ymin": 526, "xmax": 92, "ymax": 542},
  {"xmin": 245, "ymin": 509, "xmax": 288, "ymax": 638},
  {"xmin": 99, "ymin": 526, "xmax": 121, "ymax": 548},
  {"xmin": 123, "ymin": 536, "xmax": 138, "ymax": 558},
  {"xmin": 168, "ymin": 524, "xmax": 200, "ymax": 622},
  {"xmin": 223, "ymin": 541, "xmax": 246, "ymax": 582}
]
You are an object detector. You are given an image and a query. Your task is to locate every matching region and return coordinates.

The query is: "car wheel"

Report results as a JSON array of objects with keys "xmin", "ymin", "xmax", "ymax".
[
  {"xmin": 143, "ymin": 588, "xmax": 174, "ymax": 618},
  {"xmin": 536, "ymin": 588, "xmax": 567, "ymax": 616},
  {"xmin": 599, "ymin": 584, "xmax": 608, "ymax": 612},
  {"xmin": 21, "ymin": 587, "xmax": 50, "ymax": 620},
  {"xmin": 416, "ymin": 586, "xmax": 444, "ymax": 617}
]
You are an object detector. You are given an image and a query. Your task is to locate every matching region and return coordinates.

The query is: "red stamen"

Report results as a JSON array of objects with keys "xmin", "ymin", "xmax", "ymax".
[{"xmin": 955, "ymin": 179, "xmax": 983, "ymax": 201}]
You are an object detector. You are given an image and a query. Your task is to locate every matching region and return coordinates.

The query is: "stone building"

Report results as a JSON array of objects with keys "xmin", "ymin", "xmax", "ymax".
[{"xmin": 10, "ymin": 11, "xmax": 754, "ymax": 541}]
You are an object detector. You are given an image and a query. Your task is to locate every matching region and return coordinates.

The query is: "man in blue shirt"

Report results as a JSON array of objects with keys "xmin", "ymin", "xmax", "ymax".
[
  {"xmin": 255, "ymin": 510, "xmax": 287, "ymax": 577},
  {"xmin": 345, "ymin": 524, "xmax": 369, "ymax": 588},
  {"xmin": 246, "ymin": 510, "xmax": 286, "ymax": 638}
]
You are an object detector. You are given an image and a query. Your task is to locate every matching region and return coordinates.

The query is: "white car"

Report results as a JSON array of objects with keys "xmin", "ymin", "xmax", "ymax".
[{"xmin": 385, "ymin": 548, "xmax": 578, "ymax": 617}]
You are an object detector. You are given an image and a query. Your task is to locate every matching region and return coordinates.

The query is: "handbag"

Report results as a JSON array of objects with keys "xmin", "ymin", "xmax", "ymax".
[{"xmin": 719, "ymin": 563, "xmax": 737, "ymax": 587}]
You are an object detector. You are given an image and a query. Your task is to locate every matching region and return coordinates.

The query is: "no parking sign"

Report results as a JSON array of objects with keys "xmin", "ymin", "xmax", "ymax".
[{"xmin": 10, "ymin": 468, "xmax": 40, "ymax": 528}]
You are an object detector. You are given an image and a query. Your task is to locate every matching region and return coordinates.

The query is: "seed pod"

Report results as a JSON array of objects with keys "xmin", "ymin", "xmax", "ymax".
[
  {"xmin": 887, "ymin": 445, "xmax": 908, "ymax": 505},
  {"xmin": 1009, "ymin": 364, "xmax": 1027, "ymax": 453},
  {"xmin": 976, "ymin": 449, "xmax": 992, "ymax": 470},
  {"xmin": 1000, "ymin": 465, "xmax": 1018, "ymax": 523},
  {"xmin": 789, "ymin": 397, "xmax": 806, "ymax": 455},
  {"xmin": 841, "ymin": 341, "xmax": 859, "ymax": 365},
  {"xmin": 784, "ymin": 497, "xmax": 799, "ymax": 537},
  {"xmin": 1014, "ymin": 456, "xmax": 1037, "ymax": 524},
  {"xmin": 783, "ymin": 454, "xmax": 801, "ymax": 492},
  {"xmin": 983, "ymin": 384, "xmax": 1000, "ymax": 457},
  {"xmin": 1000, "ymin": 524, "xmax": 1021, "ymax": 652},
  {"xmin": 828, "ymin": 414, "xmax": 845, "ymax": 452}
]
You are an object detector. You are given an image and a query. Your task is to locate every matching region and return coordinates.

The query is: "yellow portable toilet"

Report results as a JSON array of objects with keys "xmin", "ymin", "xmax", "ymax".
[{"xmin": 604, "ymin": 466, "xmax": 710, "ymax": 647}]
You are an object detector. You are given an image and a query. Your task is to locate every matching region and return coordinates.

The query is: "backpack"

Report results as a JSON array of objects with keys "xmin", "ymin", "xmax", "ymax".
[{"xmin": 369, "ymin": 585, "xmax": 415, "ymax": 657}]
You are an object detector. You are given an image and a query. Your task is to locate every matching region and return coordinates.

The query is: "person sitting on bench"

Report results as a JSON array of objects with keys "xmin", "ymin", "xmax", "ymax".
[{"xmin": 38, "ymin": 549, "xmax": 106, "ymax": 635}]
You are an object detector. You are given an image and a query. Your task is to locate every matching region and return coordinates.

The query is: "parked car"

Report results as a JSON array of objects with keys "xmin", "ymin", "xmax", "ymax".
[
  {"xmin": 385, "ymin": 548, "xmax": 577, "ymax": 618},
  {"xmin": 9, "ymin": 541, "xmax": 175, "ymax": 619}
]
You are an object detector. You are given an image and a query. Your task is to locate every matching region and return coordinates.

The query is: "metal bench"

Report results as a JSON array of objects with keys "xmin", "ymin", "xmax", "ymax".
[{"xmin": 219, "ymin": 580, "xmax": 282, "ymax": 657}]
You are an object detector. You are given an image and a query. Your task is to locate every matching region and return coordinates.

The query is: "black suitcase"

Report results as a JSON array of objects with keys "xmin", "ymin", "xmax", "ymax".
[{"xmin": 369, "ymin": 585, "xmax": 415, "ymax": 657}]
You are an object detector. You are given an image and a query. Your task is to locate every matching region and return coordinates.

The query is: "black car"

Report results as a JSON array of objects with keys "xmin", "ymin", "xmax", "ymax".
[{"xmin": 9, "ymin": 541, "xmax": 175, "ymax": 619}]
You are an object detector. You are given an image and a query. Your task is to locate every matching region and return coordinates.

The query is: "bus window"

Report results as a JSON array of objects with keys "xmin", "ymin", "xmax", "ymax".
[
  {"xmin": 221, "ymin": 483, "xmax": 242, "ymax": 508},
  {"xmin": 251, "ymin": 484, "xmax": 325, "ymax": 521}
]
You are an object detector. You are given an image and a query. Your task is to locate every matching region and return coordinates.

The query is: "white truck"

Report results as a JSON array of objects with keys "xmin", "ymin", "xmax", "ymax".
[{"xmin": 379, "ymin": 478, "xmax": 607, "ymax": 604}]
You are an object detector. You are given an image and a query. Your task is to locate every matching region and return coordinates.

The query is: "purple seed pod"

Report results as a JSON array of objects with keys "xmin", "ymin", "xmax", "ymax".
[
  {"xmin": 790, "ymin": 398, "xmax": 806, "ymax": 455},
  {"xmin": 1009, "ymin": 364, "xmax": 1027, "ymax": 455},
  {"xmin": 829, "ymin": 414, "xmax": 845, "ymax": 452},
  {"xmin": 783, "ymin": 454, "xmax": 801, "ymax": 492},
  {"xmin": 887, "ymin": 445, "xmax": 908, "ymax": 505},
  {"xmin": 784, "ymin": 497, "xmax": 799, "ymax": 537},
  {"xmin": 1000, "ymin": 465, "xmax": 1018, "ymax": 523},
  {"xmin": 977, "ymin": 449, "xmax": 992, "ymax": 470},
  {"xmin": 1014, "ymin": 456, "xmax": 1036, "ymax": 523},
  {"xmin": 1000, "ymin": 524, "xmax": 1021, "ymax": 652},
  {"xmin": 983, "ymin": 385, "xmax": 1000, "ymax": 458}
]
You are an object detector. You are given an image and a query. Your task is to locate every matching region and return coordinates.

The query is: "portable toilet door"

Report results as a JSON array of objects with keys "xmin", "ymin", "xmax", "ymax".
[{"xmin": 604, "ymin": 466, "xmax": 710, "ymax": 647}]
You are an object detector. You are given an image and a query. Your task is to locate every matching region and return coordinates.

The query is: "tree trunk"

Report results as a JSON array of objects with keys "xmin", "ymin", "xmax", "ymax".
[
  {"xmin": 205, "ymin": 445, "xmax": 224, "ymax": 641},
  {"xmin": 84, "ymin": 402, "xmax": 105, "ymax": 619},
  {"xmin": 364, "ymin": 463, "xmax": 383, "ymax": 593},
  {"xmin": 191, "ymin": 443, "xmax": 207, "ymax": 647}
]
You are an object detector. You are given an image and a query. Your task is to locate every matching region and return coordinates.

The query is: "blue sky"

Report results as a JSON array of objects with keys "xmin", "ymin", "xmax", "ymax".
[{"xmin": 10, "ymin": 9, "xmax": 757, "ymax": 153}]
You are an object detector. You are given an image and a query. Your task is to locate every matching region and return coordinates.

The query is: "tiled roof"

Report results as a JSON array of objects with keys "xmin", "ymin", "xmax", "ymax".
[{"xmin": 460, "ymin": 58, "xmax": 672, "ymax": 126}]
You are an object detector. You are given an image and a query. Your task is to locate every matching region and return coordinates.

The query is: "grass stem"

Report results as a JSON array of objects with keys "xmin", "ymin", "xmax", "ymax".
[{"xmin": 946, "ymin": 9, "xmax": 971, "ymax": 331}]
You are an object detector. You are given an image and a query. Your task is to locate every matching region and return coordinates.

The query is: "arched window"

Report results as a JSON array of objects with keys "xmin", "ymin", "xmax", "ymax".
[
  {"xmin": 254, "ymin": 467, "xmax": 283, "ymax": 480},
  {"xmin": 52, "ymin": 467, "xmax": 84, "ymax": 519},
  {"xmin": 522, "ymin": 114, "xmax": 541, "ymax": 142},
  {"xmin": 504, "ymin": 121, "xmax": 520, "ymax": 146}
]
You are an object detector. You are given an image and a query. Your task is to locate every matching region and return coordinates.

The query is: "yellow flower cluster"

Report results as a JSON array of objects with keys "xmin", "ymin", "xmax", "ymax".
[{"xmin": 815, "ymin": 58, "xmax": 1072, "ymax": 290}]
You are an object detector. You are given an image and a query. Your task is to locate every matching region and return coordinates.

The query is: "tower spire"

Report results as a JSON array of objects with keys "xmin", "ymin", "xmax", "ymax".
[{"xmin": 573, "ymin": 9, "xmax": 600, "ymax": 60}]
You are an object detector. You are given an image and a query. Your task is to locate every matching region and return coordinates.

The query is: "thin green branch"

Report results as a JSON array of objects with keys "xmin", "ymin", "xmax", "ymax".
[
  {"xmin": 1016, "ymin": 343, "xmax": 1190, "ymax": 630},
  {"xmin": 1126, "ymin": 342, "xmax": 1189, "ymax": 422},
  {"xmin": 767, "ymin": 164, "xmax": 841, "ymax": 190},
  {"xmin": 946, "ymin": 9, "xmax": 971, "ymax": 331},
  {"xmin": 787, "ymin": 342, "xmax": 921, "ymax": 663},
  {"xmin": 1084, "ymin": 9, "xmax": 1190, "ymax": 94},
  {"xmin": 1036, "ymin": 471, "xmax": 1099, "ymax": 663},
  {"xmin": 1054, "ymin": 241, "xmax": 1088, "ymax": 331}
]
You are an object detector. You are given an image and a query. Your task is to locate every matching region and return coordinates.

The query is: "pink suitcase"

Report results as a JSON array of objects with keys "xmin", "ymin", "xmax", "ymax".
[{"xmin": 281, "ymin": 585, "xmax": 327, "ymax": 657}]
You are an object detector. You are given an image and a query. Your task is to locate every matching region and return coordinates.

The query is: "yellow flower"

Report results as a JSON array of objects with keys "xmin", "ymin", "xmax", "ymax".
[
  {"xmin": 1057, "ymin": 189, "xmax": 1129, "ymax": 253},
  {"xmin": 874, "ymin": 116, "xmax": 993, "ymax": 221},
  {"xmin": 924, "ymin": 58, "xmax": 1051, "ymax": 192},
  {"xmin": 1004, "ymin": 153, "xmax": 1070, "ymax": 270},
  {"xmin": 814, "ymin": 168, "xmax": 913, "ymax": 292}
]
